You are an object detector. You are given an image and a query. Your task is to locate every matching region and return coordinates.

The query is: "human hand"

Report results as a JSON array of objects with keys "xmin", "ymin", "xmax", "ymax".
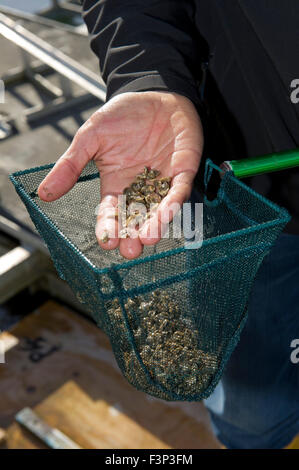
[{"xmin": 38, "ymin": 91, "xmax": 203, "ymax": 259}]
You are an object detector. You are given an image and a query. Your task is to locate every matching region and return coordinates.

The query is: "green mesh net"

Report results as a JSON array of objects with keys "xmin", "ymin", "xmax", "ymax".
[{"xmin": 10, "ymin": 159, "xmax": 290, "ymax": 401}]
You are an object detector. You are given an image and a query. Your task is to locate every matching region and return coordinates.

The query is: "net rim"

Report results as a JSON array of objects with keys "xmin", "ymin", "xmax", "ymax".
[{"xmin": 9, "ymin": 161, "xmax": 291, "ymax": 275}]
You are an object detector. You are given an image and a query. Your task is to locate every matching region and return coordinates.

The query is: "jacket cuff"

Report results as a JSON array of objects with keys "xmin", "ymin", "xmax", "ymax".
[{"xmin": 107, "ymin": 73, "xmax": 203, "ymax": 112}]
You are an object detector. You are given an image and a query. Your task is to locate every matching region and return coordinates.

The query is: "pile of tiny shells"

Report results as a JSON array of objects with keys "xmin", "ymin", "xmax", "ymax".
[
  {"xmin": 101, "ymin": 168, "xmax": 218, "ymax": 397},
  {"xmin": 101, "ymin": 167, "xmax": 171, "ymax": 242},
  {"xmin": 107, "ymin": 290, "xmax": 218, "ymax": 397}
]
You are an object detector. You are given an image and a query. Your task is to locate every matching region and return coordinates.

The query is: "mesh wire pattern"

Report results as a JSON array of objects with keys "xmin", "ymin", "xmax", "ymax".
[{"xmin": 10, "ymin": 160, "xmax": 290, "ymax": 401}]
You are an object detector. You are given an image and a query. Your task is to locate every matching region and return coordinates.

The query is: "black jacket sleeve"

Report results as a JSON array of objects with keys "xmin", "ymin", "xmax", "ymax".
[{"xmin": 81, "ymin": 0, "xmax": 203, "ymax": 108}]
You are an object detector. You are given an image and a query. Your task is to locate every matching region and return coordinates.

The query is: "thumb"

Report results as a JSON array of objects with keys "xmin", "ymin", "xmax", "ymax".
[{"xmin": 38, "ymin": 119, "xmax": 101, "ymax": 202}]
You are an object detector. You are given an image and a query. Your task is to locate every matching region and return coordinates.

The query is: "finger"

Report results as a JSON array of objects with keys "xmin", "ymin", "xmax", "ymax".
[
  {"xmin": 139, "ymin": 209, "xmax": 173, "ymax": 245},
  {"xmin": 157, "ymin": 170, "xmax": 195, "ymax": 224},
  {"xmin": 138, "ymin": 212, "xmax": 162, "ymax": 245},
  {"xmin": 119, "ymin": 236, "xmax": 143, "ymax": 259},
  {"xmin": 95, "ymin": 194, "xmax": 120, "ymax": 250},
  {"xmin": 140, "ymin": 170, "xmax": 195, "ymax": 243},
  {"xmin": 38, "ymin": 121, "xmax": 99, "ymax": 202}
]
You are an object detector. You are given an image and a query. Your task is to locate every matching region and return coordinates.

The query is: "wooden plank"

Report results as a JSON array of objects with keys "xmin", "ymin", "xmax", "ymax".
[
  {"xmin": 0, "ymin": 301, "xmax": 220, "ymax": 449},
  {"xmin": 0, "ymin": 427, "xmax": 6, "ymax": 446},
  {"xmin": 15, "ymin": 408, "xmax": 81, "ymax": 449},
  {"xmin": 0, "ymin": 246, "xmax": 50, "ymax": 303},
  {"xmin": 0, "ymin": 246, "xmax": 32, "ymax": 275}
]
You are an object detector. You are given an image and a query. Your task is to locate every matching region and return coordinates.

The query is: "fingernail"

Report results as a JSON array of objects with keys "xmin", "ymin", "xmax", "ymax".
[{"xmin": 39, "ymin": 184, "xmax": 53, "ymax": 199}]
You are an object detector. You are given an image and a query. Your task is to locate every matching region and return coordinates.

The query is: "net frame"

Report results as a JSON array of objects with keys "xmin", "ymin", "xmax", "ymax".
[{"xmin": 9, "ymin": 159, "xmax": 291, "ymax": 401}]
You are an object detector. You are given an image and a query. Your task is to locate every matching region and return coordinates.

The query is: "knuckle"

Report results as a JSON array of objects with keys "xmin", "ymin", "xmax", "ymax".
[
  {"xmin": 75, "ymin": 126, "xmax": 85, "ymax": 140},
  {"xmin": 60, "ymin": 153, "xmax": 80, "ymax": 179},
  {"xmin": 89, "ymin": 111, "xmax": 101, "ymax": 124},
  {"xmin": 75, "ymin": 119, "xmax": 94, "ymax": 140}
]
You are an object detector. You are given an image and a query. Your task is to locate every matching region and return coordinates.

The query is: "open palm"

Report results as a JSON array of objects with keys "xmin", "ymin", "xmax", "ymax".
[{"xmin": 38, "ymin": 91, "xmax": 203, "ymax": 259}]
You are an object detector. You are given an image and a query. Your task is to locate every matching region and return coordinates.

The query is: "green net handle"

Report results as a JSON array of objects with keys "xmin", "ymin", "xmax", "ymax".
[{"xmin": 224, "ymin": 148, "xmax": 299, "ymax": 179}]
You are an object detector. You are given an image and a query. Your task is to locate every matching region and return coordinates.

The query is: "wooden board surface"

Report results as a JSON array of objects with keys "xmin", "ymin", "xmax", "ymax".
[{"xmin": 0, "ymin": 301, "xmax": 220, "ymax": 449}]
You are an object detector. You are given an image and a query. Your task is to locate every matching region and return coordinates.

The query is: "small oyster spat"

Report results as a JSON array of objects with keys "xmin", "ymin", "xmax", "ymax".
[
  {"xmin": 155, "ymin": 177, "xmax": 171, "ymax": 197},
  {"xmin": 100, "ymin": 230, "xmax": 109, "ymax": 244},
  {"xmin": 145, "ymin": 192, "xmax": 161, "ymax": 206},
  {"xmin": 118, "ymin": 167, "xmax": 172, "ymax": 235},
  {"xmin": 149, "ymin": 169, "xmax": 161, "ymax": 179},
  {"xmin": 107, "ymin": 289, "xmax": 218, "ymax": 397},
  {"xmin": 140, "ymin": 184, "xmax": 155, "ymax": 195},
  {"xmin": 119, "ymin": 227, "xmax": 130, "ymax": 239}
]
